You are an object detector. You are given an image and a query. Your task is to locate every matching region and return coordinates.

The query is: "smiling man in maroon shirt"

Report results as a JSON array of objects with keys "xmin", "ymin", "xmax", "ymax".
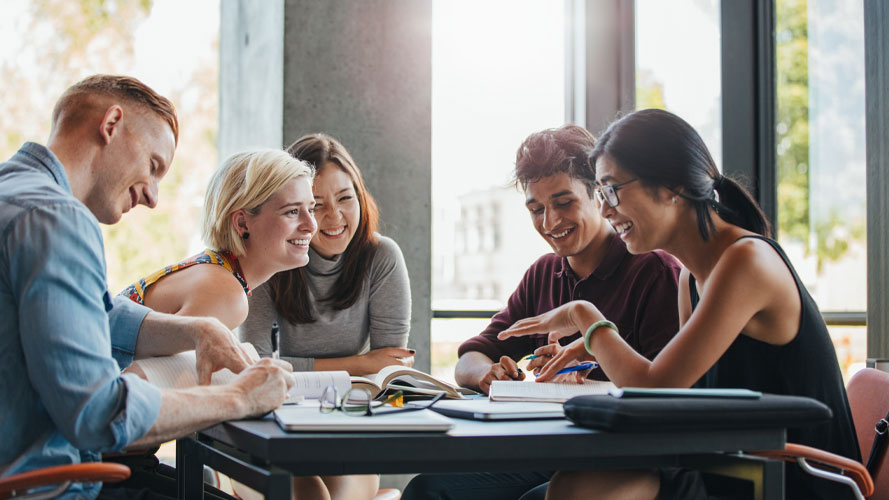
[
  {"xmin": 403, "ymin": 125, "xmax": 683, "ymax": 500},
  {"xmin": 454, "ymin": 124, "xmax": 682, "ymax": 394},
  {"xmin": 403, "ymin": 125, "xmax": 682, "ymax": 500}
]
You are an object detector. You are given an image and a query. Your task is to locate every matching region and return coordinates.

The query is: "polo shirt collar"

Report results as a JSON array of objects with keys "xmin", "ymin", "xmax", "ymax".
[{"xmin": 555, "ymin": 232, "xmax": 629, "ymax": 281}]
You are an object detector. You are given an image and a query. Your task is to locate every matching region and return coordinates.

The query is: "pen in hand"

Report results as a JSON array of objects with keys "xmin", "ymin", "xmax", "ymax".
[
  {"xmin": 536, "ymin": 361, "xmax": 598, "ymax": 378},
  {"xmin": 271, "ymin": 321, "xmax": 280, "ymax": 360}
]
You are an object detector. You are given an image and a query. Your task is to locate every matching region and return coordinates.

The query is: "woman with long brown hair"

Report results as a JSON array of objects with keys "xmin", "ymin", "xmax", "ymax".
[{"xmin": 240, "ymin": 133, "xmax": 412, "ymax": 500}]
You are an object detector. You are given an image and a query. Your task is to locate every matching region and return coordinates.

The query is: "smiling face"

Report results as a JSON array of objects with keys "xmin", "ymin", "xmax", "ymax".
[
  {"xmin": 595, "ymin": 154, "xmax": 679, "ymax": 254},
  {"xmin": 310, "ymin": 163, "xmax": 360, "ymax": 259},
  {"xmin": 524, "ymin": 172, "xmax": 609, "ymax": 265},
  {"xmin": 88, "ymin": 109, "xmax": 176, "ymax": 224},
  {"xmin": 242, "ymin": 177, "xmax": 317, "ymax": 271}
]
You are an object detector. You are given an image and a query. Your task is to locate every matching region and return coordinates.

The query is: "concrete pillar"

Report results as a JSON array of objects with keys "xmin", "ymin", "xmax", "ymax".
[
  {"xmin": 866, "ymin": 0, "xmax": 889, "ymax": 361},
  {"xmin": 220, "ymin": 0, "xmax": 433, "ymax": 372}
]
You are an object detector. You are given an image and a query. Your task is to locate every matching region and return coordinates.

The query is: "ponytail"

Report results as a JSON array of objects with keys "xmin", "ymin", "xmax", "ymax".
[{"xmin": 712, "ymin": 175, "xmax": 772, "ymax": 238}]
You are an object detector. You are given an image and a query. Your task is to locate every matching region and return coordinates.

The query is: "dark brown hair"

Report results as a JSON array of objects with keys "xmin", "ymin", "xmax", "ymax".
[
  {"xmin": 269, "ymin": 133, "xmax": 380, "ymax": 324},
  {"xmin": 513, "ymin": 124, "xmax": 597, "ymax": 197},
  {"xmin": 591, "ymin": 109, "xmax": 771, "ymax": 240},
  {"xmin": 53, "ymin": 74, "xmax": 179, "ymax": 144}
]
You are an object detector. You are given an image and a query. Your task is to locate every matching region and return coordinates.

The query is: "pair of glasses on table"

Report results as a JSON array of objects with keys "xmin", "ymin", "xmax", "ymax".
[{"xmin": 319, "ymin": 386, "xmax": 445, "ymax": 417}]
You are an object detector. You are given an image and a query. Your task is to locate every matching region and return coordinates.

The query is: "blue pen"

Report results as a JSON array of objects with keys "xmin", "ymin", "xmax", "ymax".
[{"xmin": 537, "ymin": 361, "xmax": 598, "ymax": 377}]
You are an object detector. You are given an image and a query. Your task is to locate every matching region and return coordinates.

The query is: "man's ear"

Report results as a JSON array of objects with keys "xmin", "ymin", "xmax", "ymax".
[
  {"xmin": 231, "ymin": 210, "xmax": 248, "ymax": 237},
  {"xmin": 99, "ymin": 105, "xmax": 124, "ymax": 145}
]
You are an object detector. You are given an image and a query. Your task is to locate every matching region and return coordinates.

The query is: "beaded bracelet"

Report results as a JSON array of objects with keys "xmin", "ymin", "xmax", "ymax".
[{"xmin": 583, "ymin": 320, "xmax": 618, "ymax": 355}]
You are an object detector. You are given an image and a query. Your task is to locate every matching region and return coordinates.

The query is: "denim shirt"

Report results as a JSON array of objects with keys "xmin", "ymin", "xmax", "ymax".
[{"xmin": 0, "ymin": 143, "xmax": 162, "ymax": 499}]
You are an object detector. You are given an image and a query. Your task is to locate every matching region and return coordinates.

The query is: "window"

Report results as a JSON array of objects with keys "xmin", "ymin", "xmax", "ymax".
[
  {"xmin": 431, "ymin": 0, "xmax": 565, "ymax": 382},
  {"xmin": 775, "ymin": 0, "xmax": 866, "ymax": 378},
  {"xmin": 0, "ymin": 0, "xmax": 220, "ymax": 295},
  {"xmin": 635, "ymin": 0, "xmax": 722, "ymax": 161}
]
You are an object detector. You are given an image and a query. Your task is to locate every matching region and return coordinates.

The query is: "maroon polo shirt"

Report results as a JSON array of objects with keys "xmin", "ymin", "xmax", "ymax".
[{"xmin": 458, "ymin": 234, "xmax": 682, "ymax": 381}]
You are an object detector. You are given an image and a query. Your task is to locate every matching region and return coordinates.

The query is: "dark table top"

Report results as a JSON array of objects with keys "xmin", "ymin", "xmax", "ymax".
[{"xmin": 197, "ymin": 414, "xmax": 786, "ymax": 476}]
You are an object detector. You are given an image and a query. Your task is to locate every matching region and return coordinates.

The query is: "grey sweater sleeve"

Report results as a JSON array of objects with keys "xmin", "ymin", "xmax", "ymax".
[
  {"xmin": 239, "ymin": 283, "xmax": 316, "ymax": 371},
  {"xmin": 367, "ymin": 236, "xmax": 411, "ymax": 349}
]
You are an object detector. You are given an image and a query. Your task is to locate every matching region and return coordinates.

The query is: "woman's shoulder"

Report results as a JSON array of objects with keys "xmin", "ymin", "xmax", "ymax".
[
  {"xmin": 716, "ymin": 235, "xmax": 794, "ymax": 285},
  {"xmin": 170, "ymin": 261, "xmax": 247, "ymax": 295},
  {"xmin": 371, "ymin": 234, "xmax": 406, "ymax": 263}
]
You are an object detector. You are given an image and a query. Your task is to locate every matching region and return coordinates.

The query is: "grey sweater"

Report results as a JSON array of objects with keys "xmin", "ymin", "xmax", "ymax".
[{"xmin": 238, "ymin": 235, "xmax": 411, "ymax": 370}]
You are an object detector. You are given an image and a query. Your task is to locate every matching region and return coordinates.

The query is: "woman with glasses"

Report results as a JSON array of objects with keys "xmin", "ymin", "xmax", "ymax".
[
  {"xmin": 239, "ymin": 133, "xmax": 412, "ymax": 500},
  {"xmin": 498, "ymin": 109, "xmax": 858, "ymax": 500}
]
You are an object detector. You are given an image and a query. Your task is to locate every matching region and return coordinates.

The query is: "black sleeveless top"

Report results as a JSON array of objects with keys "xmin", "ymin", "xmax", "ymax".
[{"xmin": 690, "ymin": 236, "xmax": 860, "ymax": 500}]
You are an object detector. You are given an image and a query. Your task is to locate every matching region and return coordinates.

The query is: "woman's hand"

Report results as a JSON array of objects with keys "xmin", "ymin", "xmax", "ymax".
[
  {"xmin": 535, "ymin": 338, "xmax": 593, "ymax": 382},
  {"xmin": 498, "ymin": 301, "xmax": 603, "ymax": 343},
  {"xmin": 358, "ymin": 347, "xmax": 415, "ymax": 374}
]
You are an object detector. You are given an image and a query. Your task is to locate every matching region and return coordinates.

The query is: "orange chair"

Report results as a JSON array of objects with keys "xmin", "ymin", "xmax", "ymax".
[
  {"xmin": 752, "ymin": 368, "xmax": 889, "ymax": 500},
  {"xmin": 374, "ymin": 488, "xmax": 401, "ymax": 500},
  {"xmin": 0, "ymin": 462, "xmax": 130, "ymax": 500}
]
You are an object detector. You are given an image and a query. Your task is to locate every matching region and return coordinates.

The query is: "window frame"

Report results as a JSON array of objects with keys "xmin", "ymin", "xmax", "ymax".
[{"xmin": 432, "ymin": 0, "xmax": 876, "ymax": 340}]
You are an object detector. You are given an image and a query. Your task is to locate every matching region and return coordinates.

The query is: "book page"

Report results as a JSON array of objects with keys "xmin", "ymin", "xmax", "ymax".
[
  {"xmin": 289, "ymin": 370, "xmax": 351, "ymax": 400},
  {"xmin": 134, "ymin": 343, "xmax": 260, "ymax": 389},
  {"xmin": 133, "ymin": 345, "xmax": 352, "ymax": 400},
  {"xmin": 349, "ymin": 376, "xmax": 383, "ymax": 398},
  {"xmin": 489, "ymin": 380, "xmax": 614, "ymax": 403},
  {"xmin": 135, "ymin": 350, "xmax": 201, "ymax": 389},
  {"xmin": 371, "ymin": 365, "xmax": 459, "ymax": 392}
]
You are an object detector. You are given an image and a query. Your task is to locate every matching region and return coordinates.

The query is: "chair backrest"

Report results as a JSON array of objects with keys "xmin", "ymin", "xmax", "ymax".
[{"xmin": 847, "ymin": 367, "xmax": 889, "ymax": 499}]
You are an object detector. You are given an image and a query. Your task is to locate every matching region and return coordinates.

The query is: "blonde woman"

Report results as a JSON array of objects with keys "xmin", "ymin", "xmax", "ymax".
[{"xmin": 121, "ymin": 149, "xmax": 316, "ymax": 333}]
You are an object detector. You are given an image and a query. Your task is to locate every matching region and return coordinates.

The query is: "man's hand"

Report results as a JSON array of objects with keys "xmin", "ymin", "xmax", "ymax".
[
  {"xmin": 233, "ymin": 358, "xmax": 295, "ymax": 416},
  {"xmin": 189, "ymin": 317, "xmax": 255, "ymax": 385},
  {"xmin": 135, "ymin": 312, "xmax": 255, "ymax": 383},
  {"xmin": 477, "ymin": 355, "xmax": 525, "ymax": 395}
]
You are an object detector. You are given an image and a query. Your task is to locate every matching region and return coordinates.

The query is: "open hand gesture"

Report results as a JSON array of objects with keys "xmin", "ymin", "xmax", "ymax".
[{"xmin": 497, "ymin": 301, "xmax": 586, "ymax": 343}]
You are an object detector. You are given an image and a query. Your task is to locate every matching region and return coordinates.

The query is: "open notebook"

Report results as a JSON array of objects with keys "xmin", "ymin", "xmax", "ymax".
[
  {"xmin": 132, "ymin": 344, "xmax": 351, "ymax": 401},
  {"xmin": 489, "ymin": 380, "xmax": 614, "ymax": 403}
]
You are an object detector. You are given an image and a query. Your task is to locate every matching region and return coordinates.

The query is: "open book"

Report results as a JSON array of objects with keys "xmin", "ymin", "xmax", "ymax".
[
  {"xmin": 130, "ymin": 346, "xmax": 473, "ymax": 400},
  {"xmin": 350, "ymin": 365, "xmax": 475, "ymax": 400},
  {"xmin": 489, "ymin": 379, "xmax": 614, "ymax": 403},
  {"xmin": 130, "ymin": 344, "xmax": 352, "ymax": 401}
]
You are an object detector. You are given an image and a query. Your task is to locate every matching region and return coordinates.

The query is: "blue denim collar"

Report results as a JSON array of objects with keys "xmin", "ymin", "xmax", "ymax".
[{"xmin": 16, "ymin": 142, "xmax": 72, "ymax": 195}]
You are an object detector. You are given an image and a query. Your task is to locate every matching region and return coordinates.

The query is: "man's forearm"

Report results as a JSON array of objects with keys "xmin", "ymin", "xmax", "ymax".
[
  {"xmin": 133, "ymin": 312, "xmax": 205, "ymax": 358},
  {"xmin": 129, "ymin": 385, "xmax": 245, "ymax": 448},
  {"xmin": 454, "ymin": 351, "xmax": 495, "ymax": 390}
]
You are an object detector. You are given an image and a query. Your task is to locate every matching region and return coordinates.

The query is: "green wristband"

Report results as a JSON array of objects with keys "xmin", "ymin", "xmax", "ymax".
[{"xmin": 583, "ymin": 320, "xmax": 618, "ymax": 355}]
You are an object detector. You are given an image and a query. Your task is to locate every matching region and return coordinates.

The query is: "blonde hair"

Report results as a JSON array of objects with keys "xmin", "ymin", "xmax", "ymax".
[{"xmin": 202, "ymin": 149, "xmax": 315, "ymax": 255}]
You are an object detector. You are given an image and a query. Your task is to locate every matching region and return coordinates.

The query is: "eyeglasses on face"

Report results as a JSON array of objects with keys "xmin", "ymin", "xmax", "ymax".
[
  {"xmin": 319, "ymin": 386, "xmax": 445, "ymax": 417},
  {"xmin": 594, "ymin": 178, "xmax": 638, "ymax": 208}
]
